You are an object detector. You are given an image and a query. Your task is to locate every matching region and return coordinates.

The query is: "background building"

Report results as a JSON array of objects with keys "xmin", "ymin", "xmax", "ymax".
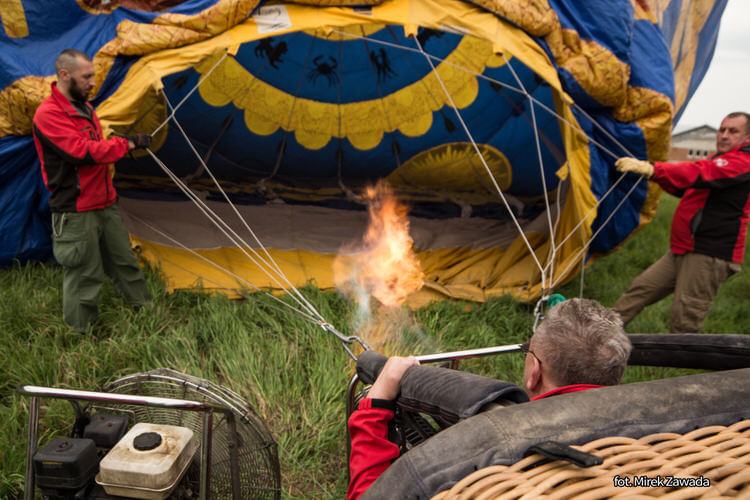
[{"xmin": 669, "ymin": 125, "xmax": 716, "ymax": 162}]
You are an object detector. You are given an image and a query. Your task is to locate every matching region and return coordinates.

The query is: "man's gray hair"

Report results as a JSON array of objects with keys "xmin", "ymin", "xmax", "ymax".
[
  {"xmin": 533, "ymin": 298, "xmax": 631, "ymax": 387},
  {"xmin": 54, "ymin": 49, "xmax": 91, "ymax": 76}
]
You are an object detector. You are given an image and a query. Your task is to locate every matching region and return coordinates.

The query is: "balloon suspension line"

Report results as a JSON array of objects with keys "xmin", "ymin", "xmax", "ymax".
[
  {"xmin": 134, "ymin": 211, "xmax": 371, "ymax": 360},
  {"xmin": 128, "ymin": 211, "xmax": 323, "ymax": 324},
  {"xmin": 407, "ymin": 29, "xmax": 642, "ymax": 330},
  {"xmin": 135, "ymin": 38, "xmax": 648, "ymax": 354},
  {"xmin": 500, "ymin": 53, "xmax": 558, "ymax": 298},
  {"xmin": 335, "ymin": 29, "xmax": 645, "ymax": 301},
  {"xmin": 145, "ymin": 145, "xmax": 368, "ymax": 359},
  {"xmin": 144, "ymin": 147, "xmax": 320, "ymax": 319},
  {"xmin": 332, "ymin": 28, "xmax": 644, "ymax": 237},
  {"xmin": 156, "ymin": 93, "xmax": 324, "ymax": 319},
  {"xmin": 500, "ymin": 54, "xmax": 561, "ymax": 328},
  {"xmin": 142, "ymin": 71, "xmax": 368, "ymax": 358},
  {"xmin": 549, "ymin": 175, "xmax": 646, "ymax": 290},
  {"xmin": 414, "ymin": 36, "xmax": 547, "ymax": 284}
]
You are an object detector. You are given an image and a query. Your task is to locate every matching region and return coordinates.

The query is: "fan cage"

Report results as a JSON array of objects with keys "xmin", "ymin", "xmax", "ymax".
[
  {"xmin": 100, "ymin": 368, "xmax": 281, "ymax": 499},
  {"xmin": 22, "ymin": 368, "xmax": 280, "ymax": 500}
]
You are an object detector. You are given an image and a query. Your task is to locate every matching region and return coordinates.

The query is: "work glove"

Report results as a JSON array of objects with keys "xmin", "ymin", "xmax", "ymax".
[
  {"xmin": 125, "ymin": 133, "xmax": 152, "ymax": 150},
  {"xmin": 615, "ymin": 157, "xmax": 653, "ymax": 178}
]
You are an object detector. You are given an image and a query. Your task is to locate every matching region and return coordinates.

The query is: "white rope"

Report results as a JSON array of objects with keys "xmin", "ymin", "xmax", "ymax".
[
  {"xmin": 332, "ymin": 27, "xmax": 649, "ymax": 295},
  {"xmin": 139, "ymin": 49, "xmax": 371, "ymax": 354},
  {"xmin": 500, "ymin": 53, "xmax": 556, "ymax": 295},
  {"xmin": 145, "ymin": 149, "xmax": 326, "ymax": 322},
  {"xmin": 550, "ymin": 175, "xmax": 646, "ymax": 289},
  {"xmin": 157, "ymin": 91, "xmax": 328, "ymax": 323},
  {"xmin": 413, "ymin": 36, "xmax": 546, "ymax": 276},
  {"xmin": 128, "ymin": 212, "xmax": 323, "ymax": 324},
  {"xmin": 133, "ymin": 156, "xmax": 366, "ymax": 358},
  {"xmin": 151, "ymin": 51, "xmax": 229, "ymax": 136},
  {"xmin": 138, "ymin": 28, "xmax": 650, "ymax": 313}
]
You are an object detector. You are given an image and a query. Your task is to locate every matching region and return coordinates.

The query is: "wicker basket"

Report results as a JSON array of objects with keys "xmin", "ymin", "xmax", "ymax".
[{"xmin": 432, "ymin": 419, "xmax": 750, "ymax": 499}]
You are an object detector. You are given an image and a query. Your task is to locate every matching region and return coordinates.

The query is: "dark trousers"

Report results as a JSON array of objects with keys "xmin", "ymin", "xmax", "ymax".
[{"xmin": 52, "ymin": 204, "xmax": 149, "ymax": 332}]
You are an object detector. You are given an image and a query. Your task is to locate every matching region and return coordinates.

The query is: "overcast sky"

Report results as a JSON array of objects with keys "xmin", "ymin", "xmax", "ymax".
[{"xmin": 677, "ymin": 0, "xmax": 750, "ymax": 131}]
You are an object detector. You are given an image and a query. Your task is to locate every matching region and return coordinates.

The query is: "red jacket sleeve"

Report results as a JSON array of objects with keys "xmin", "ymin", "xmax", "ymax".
[
  {"xmin": 653, "ymin": 146, "xmax": 750, "ymax": 192},
  {"xmin": 347, "ymin": 398, "xmax": 400, "ymax": 500},
  {"xmin": 33, "ymin": 105, "xmax": 130, "ymax": 166}
]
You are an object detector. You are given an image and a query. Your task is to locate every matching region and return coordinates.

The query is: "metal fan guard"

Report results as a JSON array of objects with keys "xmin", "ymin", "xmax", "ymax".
[{"xmin": 99, "ymin": 368, "xmax": 281, "ymax": 499}]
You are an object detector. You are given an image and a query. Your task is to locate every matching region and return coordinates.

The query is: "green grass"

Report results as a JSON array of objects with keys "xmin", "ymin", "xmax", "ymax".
[
  {"xmin": 1, "ymin": 192, "xmax": 748, "ymax": 498},
  {"xmin": 558, "ymin": 193, "xmax": 750, "ymax": 333}
]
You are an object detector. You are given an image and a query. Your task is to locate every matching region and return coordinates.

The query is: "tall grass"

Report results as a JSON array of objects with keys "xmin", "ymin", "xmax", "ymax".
[{"xmin": 1, "ymin": 192, "xmax": 748, "ymax": 498}]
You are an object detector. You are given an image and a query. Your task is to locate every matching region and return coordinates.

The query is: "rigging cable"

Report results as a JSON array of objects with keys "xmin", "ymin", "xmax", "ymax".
[
  {"xmin": 333, "ymin": 27, "xmax": 644, "ymax": 327},
  {"xmin": 146, "ymin": 145, "xmax": 369, "ymax": 359},
  {"xmin": 158, "ymin": 88, "xmax": 327, "ymax": 324},
  {"xmin": 133, "ymin": 29, "xmax": 648, "ymax": 350},
  {"xmin": 333, "ymin": 29, "xmax": 643, "ymax": 282},
  {"xmin": 501, "ymin": 52, "xmax": 558, "ymax": 298},
  {"xmin": 334, "ymin": 28, "xmax": 641, "ymax": 261},
  {"xmin": 413, "ymin": 36, "xmax": 547, "ymax": 279},
  {"xmin": 139, "ymin": 54, "xmax": 369, "ymax": 358}
]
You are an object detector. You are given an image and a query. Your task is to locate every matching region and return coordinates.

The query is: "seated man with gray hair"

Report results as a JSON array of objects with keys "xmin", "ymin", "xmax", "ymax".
[
  {"xmin": 348, "ymin": 298, "xmax": 632, "ymax": 499},
  {"xmin": 523, "ymin": 297, "xmax": 632, "ymax": 399}
]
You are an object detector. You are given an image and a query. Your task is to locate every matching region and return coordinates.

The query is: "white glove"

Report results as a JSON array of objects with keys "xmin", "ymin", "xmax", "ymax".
[{"xmin": 615, "ymin": 157, "xmax": 654, "ymax": 178}]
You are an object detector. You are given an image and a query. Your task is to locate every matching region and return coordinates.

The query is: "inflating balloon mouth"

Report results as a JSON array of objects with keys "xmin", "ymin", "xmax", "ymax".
[{"xmin": 3, "ymin": 0, "xmax": 711, "ymax": 308}]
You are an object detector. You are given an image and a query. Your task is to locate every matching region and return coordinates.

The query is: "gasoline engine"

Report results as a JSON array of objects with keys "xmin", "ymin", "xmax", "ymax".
[{"xmin": 33, "ymin": 409, "xmax": 200, "ymax": 499}]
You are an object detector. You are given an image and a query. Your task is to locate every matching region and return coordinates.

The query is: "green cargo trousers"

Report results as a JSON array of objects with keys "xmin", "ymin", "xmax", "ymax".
[
  {"xmin": 52, "ymin": 204, "xmax": 149, "ymax": 333},
  {"xmin": 612, "ymin": 252, "xmax": 740, "ymax": 333}
]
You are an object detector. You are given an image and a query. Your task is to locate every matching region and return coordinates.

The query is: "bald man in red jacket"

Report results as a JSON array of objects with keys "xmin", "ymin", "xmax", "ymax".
[{"xmin": 33, "ymin": 49, "xmax": 152, "ymax": 333}]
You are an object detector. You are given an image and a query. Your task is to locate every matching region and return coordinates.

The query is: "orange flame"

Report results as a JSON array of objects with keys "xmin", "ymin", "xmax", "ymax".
[{"xmin": 335, "ymin": 181, "xmax": 424, "ymax": 308}]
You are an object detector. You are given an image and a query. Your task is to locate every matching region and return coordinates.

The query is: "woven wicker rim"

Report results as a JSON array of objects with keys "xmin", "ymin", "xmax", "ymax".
[{"xmin": 432, "ymin": 419, "xmax": 750, "ymax": 499}]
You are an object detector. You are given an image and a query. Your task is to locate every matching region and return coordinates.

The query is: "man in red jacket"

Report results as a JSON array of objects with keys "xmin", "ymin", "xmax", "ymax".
[
  {"xmin": 613, "ymin": 112, "xmax": 750, "ymax": 333},
  {"xmin": 32, "ymin": 49, "xmax": 152, "ymax": 334},
  {"xmin": 347, "ymin": 298, "xmax": 631, "ymax": 499}
]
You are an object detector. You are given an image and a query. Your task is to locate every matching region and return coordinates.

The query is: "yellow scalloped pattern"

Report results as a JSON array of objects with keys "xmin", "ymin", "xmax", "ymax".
[{"xmin": 195, "ymin": 35, "xmax": 495, "ymax": 151}]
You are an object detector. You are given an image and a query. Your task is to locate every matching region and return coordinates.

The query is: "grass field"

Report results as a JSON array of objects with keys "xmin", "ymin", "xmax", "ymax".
[{"xmin": 1, "ymin": 192, "xmax": 748, "ymax": 498}]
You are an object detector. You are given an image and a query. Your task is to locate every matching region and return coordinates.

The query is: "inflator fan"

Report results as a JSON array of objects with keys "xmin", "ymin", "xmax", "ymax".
[
  {"xmin": 97, "ymin": 368, "xmax": 281, "ymax": 499},
  {"xmin": 95, "ymin": 368, "xmax": 281, "ymax": 499}
]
